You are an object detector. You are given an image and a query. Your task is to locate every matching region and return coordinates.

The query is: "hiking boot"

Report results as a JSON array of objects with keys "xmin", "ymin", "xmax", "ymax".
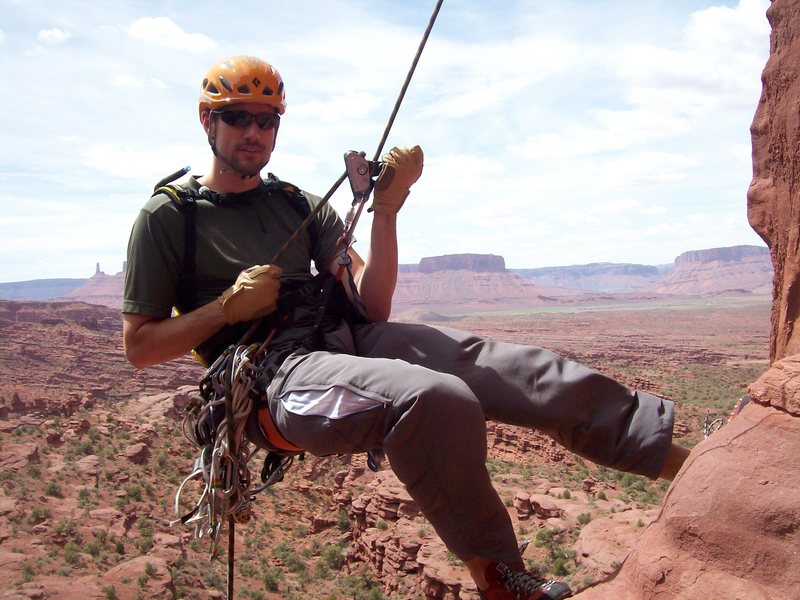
[
  {"xmin": 479, "ymin": 562, "xmax": 572, "ymax": 600},
  {"xmin": 730, "ymin": 394, "xmax": 751, "ymax": 420}
]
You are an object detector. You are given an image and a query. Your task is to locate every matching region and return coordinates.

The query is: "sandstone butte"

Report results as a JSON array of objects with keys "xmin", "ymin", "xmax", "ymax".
[
  {"xmin": 575, "ymin": 1, "xmax": 800, "ymax": 598},
  {"xmin": 0, "ymin": 4, "xmax": 799, "ymax": 600}
]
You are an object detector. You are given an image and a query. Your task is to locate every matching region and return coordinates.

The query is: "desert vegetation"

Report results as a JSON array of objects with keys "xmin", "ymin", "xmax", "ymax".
[{"xmin": 0, "ymin": 295, "xmax": 769, "ymax": 597}]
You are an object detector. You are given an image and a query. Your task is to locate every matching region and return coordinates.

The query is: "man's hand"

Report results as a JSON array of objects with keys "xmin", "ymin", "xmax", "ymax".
[
  {"xmin": 371, "ymin": 145, "xmax": 424, "ymax": 215},
  {"xmin": 218, "ymin": 264, "xmax": 283, "ymax": 325}
]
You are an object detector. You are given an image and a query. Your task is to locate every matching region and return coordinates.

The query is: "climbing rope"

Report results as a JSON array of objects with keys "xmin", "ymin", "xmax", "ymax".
[
  {"xmin": 269, "ymin": 0, "xmax": 445, "ymax": 267},
  {"xmin": 172, "ymin": 344, "xmax": 262, "ymax": 553}
]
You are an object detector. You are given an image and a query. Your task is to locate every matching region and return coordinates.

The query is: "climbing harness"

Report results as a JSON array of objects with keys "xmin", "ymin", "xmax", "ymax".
[
  {"xmin": 168, "ymin": 1, "xmax": 445, "ymax": 596},
  {"xmin": 167, "ymin": 153, "xmax": 383, "ymax": 560}
]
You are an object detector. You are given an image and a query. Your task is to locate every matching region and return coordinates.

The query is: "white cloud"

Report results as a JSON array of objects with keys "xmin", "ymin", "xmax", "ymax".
[
  {"xmin": 421, "ymin": 34, "xmax": 578, "ymax": 119},
  {"xmin": 128, "ymin": 17, "xmax": 216, "ymax": 52},
  {"xmin": 510, "ymin": 106, "xmax": 694, "ymax": 160},
  {"xmin": 294, "ymin": 91, "xmax": 383, "ymax": 121},
  {"xmin": 0, "ymin": 0, "xmax": 772, "ymax": 281},
  {"xmin": 82, "ymin": 143, "xmax": 210, "ymax": 184},
  {"xmin": 112, "ymin": 73, "xmax": 144, "ymax": 88},
  {"xmin": 37, "ymin": 27, "xmax": 71, "ymax": 44},
  {"xmin": 614, "ymin": 0, "xmax": 769, "ymax": 114}
]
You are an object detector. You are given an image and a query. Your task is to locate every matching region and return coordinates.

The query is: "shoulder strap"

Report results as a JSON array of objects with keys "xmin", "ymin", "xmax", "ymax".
[
  {"xmin": 263, "ymin": 174, "xmax": 319, "ymax": 249},
  {"xmin": 152, "ymin": 184, "xmax": 197, "ymax": 309},
  {"xmin": 150, "ymin": 173, "xmax": 320, "ymax": 310}
]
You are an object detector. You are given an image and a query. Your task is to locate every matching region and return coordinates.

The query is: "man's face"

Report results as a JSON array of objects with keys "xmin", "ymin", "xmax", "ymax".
[{"xmin": 202, "ymin": 102, "xmax": 280, "ymax": 178}]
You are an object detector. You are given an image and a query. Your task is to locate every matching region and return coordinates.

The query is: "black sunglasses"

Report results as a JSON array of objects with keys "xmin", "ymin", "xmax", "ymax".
[{"xmin": 211, "ymin": 109, "xmax": 280, "ymax": 130}]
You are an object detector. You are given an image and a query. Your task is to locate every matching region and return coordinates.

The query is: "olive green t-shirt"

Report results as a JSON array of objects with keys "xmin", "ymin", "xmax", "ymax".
[{"xmin": 123, "ymin": 176, "xmax": 346, "ymax": 360}]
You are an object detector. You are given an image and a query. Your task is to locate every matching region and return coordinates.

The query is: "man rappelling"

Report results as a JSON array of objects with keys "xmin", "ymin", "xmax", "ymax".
[{"xmin": 122, "ymin": 54, "xmax": 690, "ymax": 600}]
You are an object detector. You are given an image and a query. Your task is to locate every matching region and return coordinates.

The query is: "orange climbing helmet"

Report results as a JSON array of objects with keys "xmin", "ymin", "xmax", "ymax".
[{"xmin": 198, "ymin": 55, "xmax": 286, "ymax": 117}]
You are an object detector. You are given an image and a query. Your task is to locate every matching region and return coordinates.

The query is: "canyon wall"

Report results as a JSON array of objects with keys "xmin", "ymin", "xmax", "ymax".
[
  {"xmin": 576, "ymin": 2, "xmax": 800, "ymax": 598},
  {"xmin": 748, "ymin": 0, "xmax": 800, "ymax": 362}
]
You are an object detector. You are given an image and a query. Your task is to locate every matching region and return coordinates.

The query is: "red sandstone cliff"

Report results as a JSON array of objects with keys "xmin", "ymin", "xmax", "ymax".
[
  {"xmin": 576, "ymin": 2, "xmax": 800, "ymax": 598},
  {"xmin": 649, "ymin": 245, "xmax": 773, "ymax": 295},
  {"xmin": 748, "ymin": 0, "xmax": 800, "ymax": 362},
  {"xmin": 61, "ymin": 271, "xmax": 124, "ymax": 310}
]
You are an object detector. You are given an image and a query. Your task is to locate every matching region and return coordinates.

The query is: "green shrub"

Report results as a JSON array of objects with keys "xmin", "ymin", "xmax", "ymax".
[
  {"xmin": 28, "ymin": 507, "xmax": 51, "ymax": 524},
  {"xmin": 552, "ymin": 557, "xmax": 569, "ymax": 576},
  {"xmin": 102, "ymin": 584, "xmax": 117, "ymax": 600},
  {"xmin": 125, "ymin": 484, "xmax": 142, "ymax": 502},
  {"xmin": 20, "ymin": 561, "xmax": 35, "ymax": 583},
  {"xmin": 262, "ymin": 567, "xmax": 281, "ymax": 591},
  {"xmin": 320, "ymin": 545, "xmax": 344, "ymax": 570},
  {"xmin": 84, "ymin": 538, "xmax": 104, "ymax": 558},
  {"xmin": 64, "ymin": 541, "xmax": 82, "ymax": 565},
  {"xmin": 44, "ymin": 480, "xmax": 63, "ymax": 498}
]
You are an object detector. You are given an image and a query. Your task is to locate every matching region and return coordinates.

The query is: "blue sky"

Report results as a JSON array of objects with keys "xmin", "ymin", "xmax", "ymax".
[{"xmin": 0, "ymin": 0, "xmax": 771, "ymax": 282}]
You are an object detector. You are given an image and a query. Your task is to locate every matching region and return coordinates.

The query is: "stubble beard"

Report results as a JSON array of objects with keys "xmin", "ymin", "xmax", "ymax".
[{"xmin": 208, "ymin": 132, "xmax": 268, "ymax": 180}]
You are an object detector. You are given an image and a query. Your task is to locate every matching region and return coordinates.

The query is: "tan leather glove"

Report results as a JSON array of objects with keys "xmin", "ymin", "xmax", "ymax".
[
  {"xmin": 371, "ymin": 145, "xmax": 424, "ymax": 215},
  {"xmin": 218, "ymin": 264, "xmax": 283, "ymax": 325}
]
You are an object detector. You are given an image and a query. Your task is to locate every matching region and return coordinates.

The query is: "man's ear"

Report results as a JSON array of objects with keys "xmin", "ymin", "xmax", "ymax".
[
  {"xmin": 272, "ymin": 120, "xmax": 280, "ymax": 150},
  {"xmin": 200, "ymin": 109, "xmax": 211, "ymax": 133}
]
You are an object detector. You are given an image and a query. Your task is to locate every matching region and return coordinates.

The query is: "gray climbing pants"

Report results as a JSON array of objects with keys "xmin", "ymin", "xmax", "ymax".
[{"xmin": 267, "ymin": 321, "xmax": 674, "ymax": 567}]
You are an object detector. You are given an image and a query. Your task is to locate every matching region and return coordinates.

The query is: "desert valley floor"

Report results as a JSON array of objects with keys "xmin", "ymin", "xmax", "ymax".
[{"xmin": 0, "ymin": 294, "xmax": 771, "ymax": 599}]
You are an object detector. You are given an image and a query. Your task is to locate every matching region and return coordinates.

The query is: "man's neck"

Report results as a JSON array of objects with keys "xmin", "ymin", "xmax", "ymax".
[{"xmin": 198, "ymin": 159, "xmax": 263, "ymax": 193}]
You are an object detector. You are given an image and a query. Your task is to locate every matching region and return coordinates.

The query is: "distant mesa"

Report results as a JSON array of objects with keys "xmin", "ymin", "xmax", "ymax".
[
  {"xmin": 60, "ymin": 270, "xmax": 125, "ymax": 310},
  {"xmin": 0, "ymin": 245, "xmax": 773, "ymax": 313},
  {"xmin": 418, "ymin": 254, "xmax": 506, "ymax": 273},
  {"xmin": 0, "ymin": 278, "xmax": 87, "ymax": 302},
  {"xmin": 674, "ymin": 245, "xmax": 769, "ymax": 265},
  {"xmin": 651, "ymin": 245, "xmax": 772, "ymax": 295},
  {"xmin": 512, "ymin": 262, "xmax": 664, "ymax": 294}
]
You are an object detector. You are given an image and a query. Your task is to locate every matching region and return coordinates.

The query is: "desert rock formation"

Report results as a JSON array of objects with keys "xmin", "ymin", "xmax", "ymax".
[
  {"xmin": 62, "ymin": 272, "xmax": 125, "ymax": 311},
  {"xmin": 748, "ymin": 0, "xmax": 800, "ymax": 362},
  {"xmin": 7, "ymin": 299, "xmax": 731, "ymax": 598},
  {"xmin": 418, "ymin": 253, "xmax": 507, "ymax": 273},
  {"xmin": 513, "ymin": 263, "xmax": 663, "ymax": 294},
  {"xmin": 1, "ymin": 245, "xmax": 771, "ymax": 314},
  {"xmin": 575, "ymin": 1, "xmax": 800, "ymax": 598},
  {"xmin": 650, "ymin": 245, "xmax": 773, "ymax": 296}
]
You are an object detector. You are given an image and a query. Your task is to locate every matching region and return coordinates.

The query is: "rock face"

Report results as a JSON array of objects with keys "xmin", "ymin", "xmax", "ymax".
[
  {"xmin": 747, "ymin": 0, "xmax": 800, "ymax": 362},
  {"xmin": 574, "ymin": 2, "xmax": 800, "ymax": 598},
  {"xmin": 577, "ymin": 398, "xmax": 800, "ymax": 600},
  {"xmin": 650, "ymin": 245, "xmax": 773, "ymax": 295},
  {"xmin": 0, "ymin": 300, "xmax": 199, "ymax": 415}
]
